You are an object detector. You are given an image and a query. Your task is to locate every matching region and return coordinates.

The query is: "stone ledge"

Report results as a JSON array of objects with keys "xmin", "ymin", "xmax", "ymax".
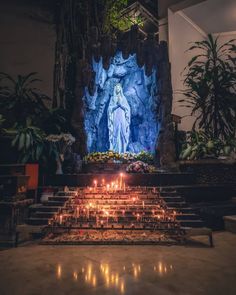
[{"xmin": 224, "ymin": 215, "xmax": 236, "ymax": 234}]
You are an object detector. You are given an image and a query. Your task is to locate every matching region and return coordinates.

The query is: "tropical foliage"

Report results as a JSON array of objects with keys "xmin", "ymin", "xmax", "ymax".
[
  {"xmin": 0, "ymin": 72, "xmax": 50, "ymax": 126},
  {"xmin": 102, "ymin": 0, "xmax": 143, "ymax": 33},
  {"xmin": 10, "ymin": 125, "xmax": 46, "ymax": 163},
  {"xmin": 40, "ymin": 108, "xmax": 68, "ymax": 134},
  {"xmin": 179, "ymin": 130, "xmax": 236, "ymax": 160},
  {"xmin": 180, "ymin": 34, "xmax": 236, "ymax": 140},
  {"xmin": 0, "ymin": 72, "xmax": 70, "ymax": 165}
]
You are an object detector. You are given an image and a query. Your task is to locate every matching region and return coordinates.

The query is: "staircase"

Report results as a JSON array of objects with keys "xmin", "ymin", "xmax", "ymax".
[
  {"xmin": 28, "ymin": 190, "xmax": 77, "ymax": 226},
  {"xmin": 28, "ymin": 186, "xmax": 204, "ymax": 240},
  {"xmin": 160, "ymin": 187, "xmax": 204, "ymax": 228}
]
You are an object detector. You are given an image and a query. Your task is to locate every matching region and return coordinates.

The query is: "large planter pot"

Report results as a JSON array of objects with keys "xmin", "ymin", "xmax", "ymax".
[{"xmin": 179, "ymin": 159, "xmax": 236, "ymax": 185}]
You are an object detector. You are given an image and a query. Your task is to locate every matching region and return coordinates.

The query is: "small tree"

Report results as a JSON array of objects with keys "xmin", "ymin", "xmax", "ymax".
[{"xmin": 181, "ymin": 34, "xmax": 236, "ymax": 140}]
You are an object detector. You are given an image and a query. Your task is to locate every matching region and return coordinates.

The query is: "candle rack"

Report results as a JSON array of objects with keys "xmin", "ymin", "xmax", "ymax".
[{"xmin": 43, "ymin": 184, "xmax": 184, "ymax": 244}]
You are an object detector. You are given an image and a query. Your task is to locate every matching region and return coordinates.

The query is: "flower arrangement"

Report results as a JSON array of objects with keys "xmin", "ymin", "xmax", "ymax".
[
  {"xmin": 126, "ymin": 161, "xmax": 157, "ymax": 173},
  {"xmin": 136, "ymin": 151, "xmax": 154, "ymax": 164},
  {"xmin": 84, "ymin": 151, "xmax": 154, "ymax": 164}
]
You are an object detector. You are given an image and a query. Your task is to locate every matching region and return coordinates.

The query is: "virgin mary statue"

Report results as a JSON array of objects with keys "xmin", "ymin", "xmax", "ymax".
[{"xmin": 108, "ymin": 84, "xmax": 131, "ymax": 153}]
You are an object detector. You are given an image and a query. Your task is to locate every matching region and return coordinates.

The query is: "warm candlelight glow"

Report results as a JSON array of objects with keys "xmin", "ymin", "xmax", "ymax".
[
  {"xmin": 73, "ymin": 271, "xmax": 78, "ymax": 281},
  {"xmin": 48, "ymin": 181, "xmax": 181, "ymax": 245},
  {"xmin": 56, "ymin": 264, "xmax": 62, "ymax": 279}
]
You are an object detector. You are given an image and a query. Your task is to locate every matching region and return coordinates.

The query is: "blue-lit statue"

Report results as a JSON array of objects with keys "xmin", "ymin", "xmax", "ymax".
[
  {"xmin": 83, "ymin": 51, "xmax": 160, "ymax": 153},
  {"xmin": 108, "ymin": 84, "xmax": 130, "ymax": 153}
]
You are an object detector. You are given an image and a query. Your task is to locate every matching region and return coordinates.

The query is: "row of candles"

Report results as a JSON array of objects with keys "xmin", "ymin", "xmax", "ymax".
[
  {"xmin": 48, "ymin": 180, "xmax": 178, "ymax": 229},
  {"xmin": 90, "ymin": 173, "xmax": 126, "ymax": 193},
  {"xmin": 55, "ymin": 205, "xmax": 176, "ymax": 226}
]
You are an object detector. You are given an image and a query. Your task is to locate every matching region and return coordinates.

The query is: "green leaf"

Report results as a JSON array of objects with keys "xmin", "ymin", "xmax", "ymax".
[{"xmin": 18, "ymin": 133, "xmax": 25, "ymax": 151}]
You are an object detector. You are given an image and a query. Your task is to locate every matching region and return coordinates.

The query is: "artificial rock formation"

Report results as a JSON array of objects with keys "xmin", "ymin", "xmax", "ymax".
[{"xmin": 53, "ymin": 10, "xmax": 176, "ymax": 166}]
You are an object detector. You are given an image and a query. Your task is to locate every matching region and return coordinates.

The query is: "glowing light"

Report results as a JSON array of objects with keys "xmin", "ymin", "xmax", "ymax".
[
  {"xmin": 92, "ymin": 275, "xmax": 97, "ymax": 287},
  {"xmin": 73, "ymin": 271, "xmax": 78, "ymax": 281},
  {"xmin": 59, "ymin": 214, "xmax": 63, "ymax": 225},
  {"xmin": 56, "ymin": 264, "xmax": 62, "ymax": 279},
  {"xmin": 120, "ymin": 281, "xmax": 125, "ymax": 294},
  {"xmin": 115, "ymin": 273, "xmax": 119, "ymax": 286},
  {"xmin": 159, "ymin": 262, "xmax": 163, "ymax": 275}
]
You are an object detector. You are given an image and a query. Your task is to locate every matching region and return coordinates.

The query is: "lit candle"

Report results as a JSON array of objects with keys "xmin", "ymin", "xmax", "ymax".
[
  {"xmin": 59, "ymin": 214, "xmax": 63, "ymax": 225},
  {"xmin": 142, "ymin": 201, "xmax": 145, "ymax": 210},
  {"xmin": 94, "ymin": 180, "xmax": 97, "ymax": 192},
  {"xmin": 106, "ymin": 211, "xmax": 109, "ymax": 225},
  {"xmin": 123, "ymin": 182, "xmax": 126, "ymax": 193},
  {"xmin": 76, "ymin": 206, "xmax": 79, "ymax": 223},
  {"xmin": 120, "ymin": 173, "xmax": 123, "ymax": 189}
]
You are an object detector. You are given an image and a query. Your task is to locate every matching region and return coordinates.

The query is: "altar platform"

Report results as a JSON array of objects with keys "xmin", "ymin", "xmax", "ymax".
[{"xmin": 43, "ymin": 172, "xmax": 195, "ymax": 187}]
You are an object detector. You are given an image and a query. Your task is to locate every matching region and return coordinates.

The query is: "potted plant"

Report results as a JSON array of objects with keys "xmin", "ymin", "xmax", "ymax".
[
  {"xmin": 180, "ymin": 35, "xmax": 236, "ymax": 141},
  {"xmin": 9, "ymin": 123, "xmax": 46, "ymax": 163}
]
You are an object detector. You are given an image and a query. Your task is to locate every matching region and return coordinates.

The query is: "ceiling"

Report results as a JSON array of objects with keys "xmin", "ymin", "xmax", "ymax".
[{"xmin": 183, "ymin": 0, "xmax": 236, "ymax": 34}]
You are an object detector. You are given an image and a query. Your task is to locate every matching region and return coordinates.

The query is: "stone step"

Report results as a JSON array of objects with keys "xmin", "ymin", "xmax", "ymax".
[
  {"xmin": 27, "ymin": 217, "xmax": 49, "ymax": 226},
  {"xmin": 29, "ymin": 204, "xmax": 44, "ymax": 213},
  {"xmin": 164, "ymin": 201, "xmax": 186, "ymax": 208},
  {"xmin": 160, "ymin": 191, "xmax": 178, "ymax": 196},
  {"xmin": 176, "ymin": 213, "xmax": 200, "ymax": 221},
  {"xmin": 168, "ymin": 207, "xmax": 194, "ymax": 214},
  {"xmin": 159, "ymin": 188, "xmax": 177, "ymax": 193},
  {"xmin": 29, "ymin": 204, "xmax": 61, "ymax": 213},
  {"xmin": 224, "ymin": 215, "xmax": 236, "ymax": 233},
  {"xmin": 34, "ymin": 211, "xmax": 56, "ymax": 219},
  {"xmin": 179, "ymin": 220, "xmax": 204, "ymax": 228},
  {"xmin": 46, "ymin": 200, "xmax": 65, "ymax": 206},
  {"xmin": 161, "ymin": 196, "xmax": 184, "ymax": 202},
  {"xmin": 33, "ymin": 206, "xmax": 61, "ymax": 212},
  {"xmin": 56, "ymin": 191, "xmax": 77, "ymax": 196},
  {"xmin": 48, "ymin": 196, "xmax": 71, "ymax": 202}
]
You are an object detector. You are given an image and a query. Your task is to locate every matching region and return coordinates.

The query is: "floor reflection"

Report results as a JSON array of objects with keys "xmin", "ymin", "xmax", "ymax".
[{"xmin": 55, "ymin": 260, "xmax": 174, "ymax": 294}]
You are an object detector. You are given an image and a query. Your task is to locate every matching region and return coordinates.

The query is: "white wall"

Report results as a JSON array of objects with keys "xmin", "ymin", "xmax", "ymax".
[
  {"xmin": 168, "ymin": 4, "xmax": 236, "ymax": 131},
  {"xmin": 168, "ymin": 9, "xmax": 205, "ymax": 131}
]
